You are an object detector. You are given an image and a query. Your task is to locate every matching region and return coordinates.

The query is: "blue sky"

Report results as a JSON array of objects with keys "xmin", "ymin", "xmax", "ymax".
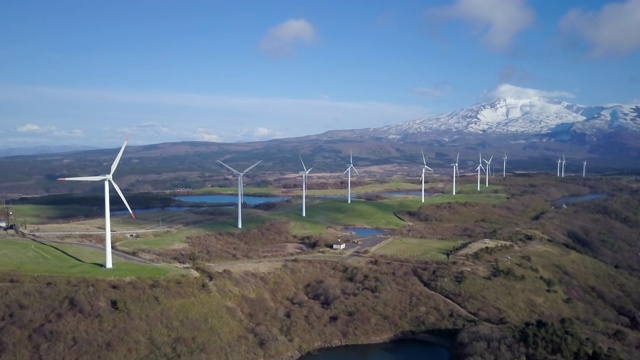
[{"xmin": 1, "ymin": 0, "xmax": 639, "ymax": 148}]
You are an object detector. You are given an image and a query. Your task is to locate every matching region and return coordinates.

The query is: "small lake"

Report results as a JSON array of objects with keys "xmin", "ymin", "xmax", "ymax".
[
  {"xmin": 299, "ymin": 339, "xmax": 449, "ymax": 360},
  {"xmin": 345, "ymin": 227, "xmax": 384, "ymax": 237},
  {"xmin": 175, "ymin": 195, "xmax": 291, "ymax": 205},
  {"xmin": 554, "ymin": 193, "xmax": 606, "ymax": 206}
]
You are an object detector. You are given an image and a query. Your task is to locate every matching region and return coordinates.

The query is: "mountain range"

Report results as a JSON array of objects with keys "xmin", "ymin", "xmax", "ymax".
[
  {"xmin": 1, "ymin": 96, "xmax": 639, "ymax": 197},
  {"xmin": 313, "ymin": 96, "xmax": 640, "ymax": 143}
]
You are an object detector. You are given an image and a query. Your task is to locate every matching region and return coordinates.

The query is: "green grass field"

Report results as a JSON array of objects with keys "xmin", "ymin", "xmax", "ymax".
[
  {"xmin": 0, "ymin": 238, "xmax": 187, "ymax": 277},
  {"xmin": 374, "ymin": 237, "xmax": 463, "ymax": 260}
]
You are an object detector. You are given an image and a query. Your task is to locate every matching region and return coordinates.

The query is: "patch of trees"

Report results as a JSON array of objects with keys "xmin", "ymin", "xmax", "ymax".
[{"xmin": 453, "ymin": 319, "xmax": 621, "ymax": 360}]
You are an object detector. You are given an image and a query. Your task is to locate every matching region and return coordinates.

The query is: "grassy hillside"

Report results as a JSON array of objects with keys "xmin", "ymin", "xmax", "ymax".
[{"xmin": 0, "ymin": 174, "xmax": 639, "ymax": 359}]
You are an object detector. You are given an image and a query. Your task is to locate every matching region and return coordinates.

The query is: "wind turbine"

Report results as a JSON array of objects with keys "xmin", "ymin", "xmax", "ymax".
[
  {"xmin": 217, "ymin": 159, "xmax": 262, "ymax": 229},
  {"xmin": 299, "ymin": 156, "xmax": 312, "ymax": 217},
  {"xmin": 583, "ymin": 160, "xmax": 587, "ymax": 178},
  {"xmin": 57, "ymin": 139, "xmax": 135, "ymax": 269},
  {"xmin": 502, "ymin": 153, "xmax": 507, "ymax": 177},
  {"xmin": 476, "ymin": 153, "xmax": 485, "ymax": 191},
  {"xmin": 344, "ymin": 149, "xmax": 359, "ymax": 204},
  {"xmin": 561, "ymin": 154, "xmax": 566, "ymax": 178},
  {"xmin": 420, "ymin": 149, "xmax": 433, "ymax": 202},
  {"xmin": 451, "ymin": 153, "xmax": 459, "ymax": 195},
  {"xmin": 556, "ymin": 157, "xmax": 561, "ymax": 177},
  {"xmin": 483, "ymin": 155, "xmax": 493, "ymax": 187}
]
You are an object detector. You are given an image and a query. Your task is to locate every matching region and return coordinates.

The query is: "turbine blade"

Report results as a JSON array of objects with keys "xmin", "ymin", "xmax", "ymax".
[
  {"xmin": 217, "ymin": 160, "xmax": 240, "ymax": 175},
  {"xmin": 111, "ymin": 180, "xmax": 135, "ymax": 219},
  {"xmin": 299, "ymin": 155, "xmax": 307, "ymax": 171},
  {"xmin": 110, "ymin": 138, "xmax": 129, "ymax": 176},
  {"xmin": 421, "ymin": 148, "xmax": 427, "ymax": 166},
  {"xmin": 425, "ymin": 165, "xmax": 433, "ymax": 172},
  {"xmin": 306, "ymin": 167, "xmax": 313, "ymax": 174},
  {"xmin": 242, "ymin": 160, "xmax": 262, "ymax": 174},
  {"xmin": 420, "ymin": 168, "xmax": 425, "ymax": 181},
  {"xmin": 456, "ymin": 152, "xmax": 459, "ymax": 163},
  {"xmin": 57, "ymin": 176, "xmax": 106, "ymax": 181},
  {"xmin": 350, "ymin": 149, "xmax": 353, "ymax": 165},
  {"xmin": 352, "ymin": 166, "xmax": 359, "ymax": 175}
]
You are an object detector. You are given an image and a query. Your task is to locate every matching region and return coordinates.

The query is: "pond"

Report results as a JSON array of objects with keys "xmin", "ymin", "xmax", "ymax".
[
  {"xmin": 175, "ymin": 194, "xmax": 291, "ymax": 205},
  {"xmin": 554, "ymin": 193, "xmax": 606, "ymax": 207},
  {"xmin": 345, "ymin": 227, "xmax": 384, "ymax": 237},
  {"xmin": 299, "ymin": 339, "xmax": 449, "ymax": 360}
]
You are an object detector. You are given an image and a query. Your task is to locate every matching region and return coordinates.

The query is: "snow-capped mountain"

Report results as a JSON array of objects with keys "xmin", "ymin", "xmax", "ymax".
[{"xmin": 372, "ymin": 97, "xmax": 640, "ymax": 140}]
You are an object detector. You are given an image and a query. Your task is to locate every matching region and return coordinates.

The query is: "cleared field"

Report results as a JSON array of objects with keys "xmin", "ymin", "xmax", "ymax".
[
  {"xmin": 0, "ymin": 237, "xmax": 186, "ymax": 277},
  {"xmin": 298, "ymin": 199, "xmax": 412, "ymax": 229},
  {"xmin": 374, "ymin": 237, "xmax": 463, "ymax": 260}
]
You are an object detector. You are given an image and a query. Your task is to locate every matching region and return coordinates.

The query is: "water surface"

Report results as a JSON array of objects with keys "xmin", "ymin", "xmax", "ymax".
[{"xmin": 345, "ymin": 227, "xmax": 384, "ymax": 237}]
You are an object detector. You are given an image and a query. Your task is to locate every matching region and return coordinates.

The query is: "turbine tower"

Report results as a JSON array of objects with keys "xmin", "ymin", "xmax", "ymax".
[
  {"xmin": 344, "ymin": 149, "xmax": 359, "ymax": 204},
  {"xmin": 217, "ymin": 159, "xmax": 262, "ymax": 229},
  {"xmin": 557, "ymin": 157, "xmax": 561, "ymax": 177},
  {"xmin": 502, "ymin": 153, "xmax": 507, "ymax": 177},
  {"xmin": 583, "ymin": 160, "xmax": 587, "ymax": 178},
  {"xmin": 483, "ymin": 155, "xmax": 493, "ymax": 187},
  {"xmin": 420, "ymin": 149, "xmax": 433, "ymax": 202},
  {"xmin": 57, "ymin": 139, "xmax": 135, "ymax": 269},
  {"xmin": 299, "ymin": 156, "xmax": 312, "ymax": 217},
  {"xmin": 561, "ymin": 154, "xmax": 566, "ymax": 178},
  {"xmin": 451, "ymin": 153, "xmax": 459, "ymax": 195},
  {"xmin": 476, "ymin": 153, "xmax": 485, "ymax": 191}
]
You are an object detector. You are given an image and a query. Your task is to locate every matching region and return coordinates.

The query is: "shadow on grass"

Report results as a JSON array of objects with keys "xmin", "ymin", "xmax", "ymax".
[{"xmin": 14, "ymin": 229, "xmax": 103, "ymax": 269}]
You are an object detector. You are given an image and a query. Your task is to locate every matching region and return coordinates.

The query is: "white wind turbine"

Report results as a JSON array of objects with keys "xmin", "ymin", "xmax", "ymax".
[
  {"xmin": 476, "ymin": 153, "xmax": 485, "ymax": 191},
  {"xmin": 217, "ymin": 159, "xmax": 262, "ymax": 229},
  {"xmin": 502, "ymin": 153, "xmax": 507, "ymax": 177},
  {"xmin": 57, "ymin": 139, "xmax": 135, "ymax": 269},
  {"xmin": 420, "ymin": 149, "xmax": 434, "ymax": 203},
  {"xmin": 582, "ymin": 160, "xmax": 587, "ymax": 178},
  {"xmin": 299, "ymin": 156, "xmax": 312, "ymax": 217},
  {"xmin": 561, "ymin": 154, "xmax": 566, "ymax": 178},
  {"xmin": 556, "ymin": 157, "xmax": 561, "ymax": 177},
  {"xmin": 483, "ymin": 155, "xmax": 493, "ymax": 187},
  {"xmin": 344, "ymin": 149, "xmax": 359, "ymax": 204},
  {"xmin": 451, "ymin": 153, "xmax": 459, "ymax": 195}
]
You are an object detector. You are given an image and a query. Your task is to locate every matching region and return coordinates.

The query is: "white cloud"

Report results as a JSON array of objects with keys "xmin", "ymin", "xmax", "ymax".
[
  {"xmin": 240, "ymin": 127, "xmax": 283, "ymax": 141},
  {"xmin": 412, "ymin": 83, "xmax": 451, "ymax": 97},
  {"xmin": 16, "ymin": 123, "xmax": 53, "ymax": 133},
  {"xmin": 259, "ymin": 19, "xmax": 316, "ymax": 56},
  {"xmin": 560, "ymin": 0, "xmax": 640, "ymax": 57},
  {"xmin": 432, "ymin": 0, "xmax": 535, "ymax": 50},
  {"xmin": 193, "ymin": 127, "xmax": 222, "ymax": 142},
  {"xmin": 489, "ymin": 83, "xmax": 574, "ymax": 100},
  {"xmin": 14, "ymin": 123, "xmax": 84, "ymax": 138}
]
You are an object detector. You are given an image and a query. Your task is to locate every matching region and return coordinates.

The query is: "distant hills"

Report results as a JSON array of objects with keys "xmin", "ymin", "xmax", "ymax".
[{"xmin": 1, "ymin": 96, "xmax": 639, "ymax": 197}]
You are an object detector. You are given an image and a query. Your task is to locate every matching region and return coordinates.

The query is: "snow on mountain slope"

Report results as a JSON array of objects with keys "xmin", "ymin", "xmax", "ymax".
[{"xmin": 375, "ymin": 97, "xmax": 640, "ymax": 138}]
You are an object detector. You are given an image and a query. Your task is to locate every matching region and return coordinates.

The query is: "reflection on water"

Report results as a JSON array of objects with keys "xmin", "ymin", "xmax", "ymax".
[{"xmin": 299, "ymin": 339, "xmax": 449, "ymax": 360}]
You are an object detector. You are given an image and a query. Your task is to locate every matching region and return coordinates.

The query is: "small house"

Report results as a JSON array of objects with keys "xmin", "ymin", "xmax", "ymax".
[{"xmin": 332, "ymin": 239, "xmax": 346, "ymax": 250}]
